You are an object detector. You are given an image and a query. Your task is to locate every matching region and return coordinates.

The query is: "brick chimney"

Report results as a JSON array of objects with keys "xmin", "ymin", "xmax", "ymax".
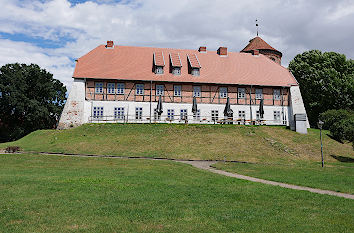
[
  {"xmin": 217, "ymin": 47, "xmax": 227, "ymax": 56},
  {"xmin": 198, "ymin": 46, "xmax": 207, "ymax": 53},
  {"xmin": 253, "ymin": 49, "xmax": 259, "ymax": 56},
  {"xmin": 106, "ymin": 40, "xmax": 114, "ymax": 48}
]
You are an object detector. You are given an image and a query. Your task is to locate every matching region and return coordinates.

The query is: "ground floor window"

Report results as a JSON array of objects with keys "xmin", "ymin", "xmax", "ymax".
[
  {"xmin": 93, "ymin": 107, "xmax": 104, "ymax": 119},
  {"xmin": 274, "ymin": 111, "xmax": 281, "ymax": 122},
  {"xmin": 154, "ymin": 108, "xmax": 161, "ymax": 120},
  {"xmin": 180, "ymin": 109, "xmax": 187, "ymax": 120},
  {"xmin": 238, "ymin": 110, "xmax": 245, "ymax": 120},
  {"xmin": 211, "ymin": 110, "xmax": 219, "ymax": 121},
  {"xmin": 167, "ymin": 109, "xmax": 174, "ymax": 120},
  {"xmin": 114, "ymin": 107, "xmax": 125, "ymax": 120},
  {"xmin": 256, "ymin": 110, "xmax": 260, "ymax": 120},
  {"xmin": 193, "ymin": 109, "xmax": 201, "ymax": 120},
  {"xmin": 136, "ymin": 107, "xmax": 143, "ymax": 120}
]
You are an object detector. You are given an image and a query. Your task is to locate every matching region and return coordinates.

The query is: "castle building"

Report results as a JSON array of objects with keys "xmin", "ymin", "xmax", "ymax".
[{"xmin": 58, "ymin": 37, "xmax": 309, "ymax": 133}]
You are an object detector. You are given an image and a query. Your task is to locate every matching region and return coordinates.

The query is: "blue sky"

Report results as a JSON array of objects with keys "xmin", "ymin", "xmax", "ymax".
[{"xmin": 0, "ymin": 0, "xmax": 353, "ymax": 90}]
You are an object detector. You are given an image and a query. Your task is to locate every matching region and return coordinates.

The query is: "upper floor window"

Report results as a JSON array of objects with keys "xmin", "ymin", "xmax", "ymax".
[
  {"xmin": 191, "ymin": 68, "xmax": 200, "ymax": 76},
  {"xmin": 95, "ymin": 82, "xmax": 103, "ymax": 94},
  {"xmin": 219, "ymin": 87, "xmax": 228, "ymax": 98},
  {"xmin": 174, "ymin": 85, "xmax": 181, "ymax": 96},
  {"xmin": 117, "ymin": 83, "xmax": 125, "ymax": 95},
  {"xmin": 193, "ymin": 86, "xmax": 201, "ymax": 97},
  {"xmin": 156, "ymin": 85, "xmax": 164, "ymax": 96},
  {"xmin": 107, "ymin": 83, "xmax": 115, "ymax": 94},
  {"xmin": 172, "ymin": 67, "xmax": 181, "ymax": 75},
  {"xmin": 136, "ymin": 84, "xmax": 144, "ymax": 95},
  {"xmin": 238, "ymin": 88, "xmax": 245, "ymax": 99},
  {"xmin": 255, "ymin": 88, "xmax": 263, "ymax": 100},
  {"xmin": 274, "ymin": 89, "xmax": 281, "ymax": 100},
  {"xmin": 155, "ymin": 66, "xmax": 164, "ymax": 74}
]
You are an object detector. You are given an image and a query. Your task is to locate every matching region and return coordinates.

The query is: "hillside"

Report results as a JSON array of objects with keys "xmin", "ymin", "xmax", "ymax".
[{"xmin": 1, "ymin": 124, "xmax": 353, "ymax": 163}]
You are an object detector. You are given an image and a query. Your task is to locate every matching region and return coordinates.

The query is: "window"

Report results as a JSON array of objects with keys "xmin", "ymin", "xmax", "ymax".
[
  {"xmin": 238, "ymin": 88, "xmax": 245, "ymax": 99},
  {"xmin": 273, "ymin": 89, "xmax": 281, "ymax": 100},
  {"xmin": 114, "ymin": 107, "xmax": 125, "ymax": 120},
  {"xmin": 135, "ymin": 107, "xmax": 143, "ymax": 120},
  {"xmin": 156, "ymin": 85, "xmax": 164, "ymax": 96},
  {"xmin": 193, "ymin": 86, "xmax": 201, "ymax": 97},
  {"xmin": 95, "ymin": 82, "xmax": 103, "ymax": 94},
  {"xmin": 136, "ymin": 84, "xmax": 144, "ymax": 95},
  {"xmin": 256, "ymin": 110, "xmax": 260, "ymax": 120},
  {"xmin": 174, "ymin": 85, "xmax": 181, "ymax": 96},
  {"xmin": 107, "ymin": 83, "xmax": 115, "ymax": 94},
  {"xmin": 274, "ymin": 111, "xmax": 281, "ymax": 122},
  {"xmin": 154, "ymin": 108, "xmax": 161, "ymax": 120},
  {"xmin": 167, "ymin": 109, "xmax": 174, "ymax": 120},
  {"xmin": 93, "ymin": 107, "xmax": 103, "ymax": 119},
  {"xmin": 219, "ymin": 87, "xmax": 227, "ymax": 98},
  {"xmin": 193, "ymin": 109, "xmax": 201, "ymax": 120},
  {"xmin": 117, "ymin": 83, "xmax": 125, "ymax": 95},
  {"xmin": 255, "ymin": 88, "xmax": 263, "ymax": 100},
  {"xmin": 211, "ymin": 110, "xmax": 219, "ymax": 121},
  {"xmin": 172, "ymin": 67, "xmax": 181, "ymax": 75},
  {"xmin": 155, "ymin": 66, "xmax": 164, "ymax": 74},
  {"xmin": 238, "ymin": 110, "xmax": 245, "ymax": 119},
  {"xmin": 180, "ymin": 109, "xmax": 187, "ymax": 120},
  {"xmin": 191, "ymin": 68, "xmax": 200, "ymax": 76}
]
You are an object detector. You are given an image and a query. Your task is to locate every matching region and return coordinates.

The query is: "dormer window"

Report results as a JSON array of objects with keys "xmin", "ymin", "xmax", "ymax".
[
  {"xmin": 170, "ymin": 53, "xmax": 182, "ymax": 76},
  {"xmin": 155, "ymin": 66, "xmax": 164, "ymax": 74},
  {"xmin": 187, "ymin": 54, "xmax": 201, "ymax": 76},
  {"xmin": 153, "ymin": 51, "xmax": 165, "ymax": 75},
  {"xmin": 191, "ymin": 68, "xmax": 200, "ymax": 76}
]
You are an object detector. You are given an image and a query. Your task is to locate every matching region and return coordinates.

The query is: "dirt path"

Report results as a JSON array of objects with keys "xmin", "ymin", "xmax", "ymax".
[
  {"xmin": 179, "ymin": 160, "xmax": 354, "ymax": 200},
  {"xmin": 3, "ymin": 152, "xmax": 354, "ymax": 200}
]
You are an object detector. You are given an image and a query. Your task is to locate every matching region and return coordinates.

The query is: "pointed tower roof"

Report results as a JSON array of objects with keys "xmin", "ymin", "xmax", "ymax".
[{"xmin": 241, "ymin": 36, "xmax": 280, "ymax": 53}]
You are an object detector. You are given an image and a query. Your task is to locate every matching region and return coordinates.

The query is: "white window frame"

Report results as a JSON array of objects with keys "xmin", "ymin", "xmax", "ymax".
[
  {"xmin": 211, "ymin": 110, "xmax": 219, "ymax": 121},
  {"xmin": 156, "ymin": 85, "xmax": 164, "ymax": 96},
  {"xmin": 238, "ymin": 88, "xmax": 245, "ymax": 99},
  {"xmin": 107, "ymin": 83, "xmax": 115, "ymax": 94},
  {"xmin": 219, "ymin": 87, "xmax": 228, "ymax": 98},
  {"xmin": 153, "ymin": 108, "xmax": 161, "ymax": 120},
  {"xmin": 274, "ymin": 111, "xmax": 281, "ymax": 122},
  {"xmin": 174, "ymin": 85, "xmax": 181, "ymax": 96},
  {"xmin": 172, "ymin": 67, "xmax": 181, "ymax": 75},
  {"xmin": 180, "ymin": 109, "xmax": 187, "ymax": 120},
  {"xmin": 167, "ymin": 109, "xmax": 174, "ymax": 121},
  {"xmin": 117, "ymin": 83, "xmax": 125, "ymax": 95},
  {"xmin": 136, "ymin": 84, "xmax": 144, "ymax": 95},
  {"xmin": 193, "ymin": 86, "xmax": 201, "ymax": 97},
  {"xmin": 256, "ymin": 110, "xmax": 260, "ymax": 120},
  {"xmin": 273, "ymin": 89, "xmax": 281, "ymax": 100},
  {"xmin": 193, "ymin": 109, "xmax": 201, "ymax": 120},
  {"xmin": 114, "ymin": 107, "xmax": 125, "ymax": 120},
  {"xmin": 155, "ymin": 66, "xmax": 164, "ymax": 74},
  {"xmin": 95, "ymin": 82, "xmax": 103, "ymax": 94},
  {"xmin": 135, "ymin": 107, "xmax": 143, "ymax": 120},
  {"xmin": 238, "ymin": 110, "xmax": 245, "ymax": 119},
  {"xmin": 191, "ymin": 68, "xmax": 200, "ymax": 76},
  {"xmin": 255, "ymin": 88, "xmax": 263, "ymax": 100},
  {"xmin": 93, "ymin": 106, "xmax": 104, "ymax": 119}
]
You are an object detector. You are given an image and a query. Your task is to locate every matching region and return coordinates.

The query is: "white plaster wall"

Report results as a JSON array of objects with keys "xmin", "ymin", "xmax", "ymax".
[
  {"xmin": 289, "ymin": 86, "xmax": 310, "ymax": 128},
  {"xmin": 57, "ymin": 78, "xmax": 86, "ymax": 129}
]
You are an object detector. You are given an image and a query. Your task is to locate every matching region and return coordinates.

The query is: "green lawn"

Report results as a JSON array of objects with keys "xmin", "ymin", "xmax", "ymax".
[
  {"xmin": 1, "ymin": 124, "xmax": 353, "ymax": 164},
  {"xmin": 0, "ymin": 153, "xmax": 353, "ymax": 232},
  {"xmin": 213, "ymin": 161, "xmax": 354, "ymax": 194}
]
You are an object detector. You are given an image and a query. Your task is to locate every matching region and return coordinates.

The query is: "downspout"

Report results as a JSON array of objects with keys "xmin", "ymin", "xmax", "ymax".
[{"xmin": 249, "ymin": 85, "xmax": 253, "ymax": 124}]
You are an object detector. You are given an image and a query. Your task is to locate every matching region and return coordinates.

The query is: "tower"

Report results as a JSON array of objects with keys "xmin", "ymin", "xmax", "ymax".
[{"xmin": 241, "ymin": 36, "xmax": 282, "ymax": 65}]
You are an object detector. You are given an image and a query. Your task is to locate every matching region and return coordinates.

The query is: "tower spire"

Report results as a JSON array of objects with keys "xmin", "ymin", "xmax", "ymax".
[{"xmin": 256, "ymin": 19, "xmax": 259, "ymax": 36}]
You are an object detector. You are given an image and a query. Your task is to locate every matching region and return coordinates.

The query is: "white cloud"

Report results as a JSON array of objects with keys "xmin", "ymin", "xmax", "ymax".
[{"xmin": 0, "ymin": 0, "xmax": 353, "ymax": 90}]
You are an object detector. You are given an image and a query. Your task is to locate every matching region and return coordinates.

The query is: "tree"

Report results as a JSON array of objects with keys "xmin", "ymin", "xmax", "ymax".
[
  {"xmin": 289, "ymin": 50, "xmax": 354, "ymax": 127},
  {"xmin": 0, "ymin": 63, "xmax": 67, "ymax": 142}
]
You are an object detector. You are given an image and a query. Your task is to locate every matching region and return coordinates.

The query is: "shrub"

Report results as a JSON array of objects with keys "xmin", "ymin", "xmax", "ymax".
[{"xmin": 319, "ymin": 109, "xmax": 352, "ymax": 130}]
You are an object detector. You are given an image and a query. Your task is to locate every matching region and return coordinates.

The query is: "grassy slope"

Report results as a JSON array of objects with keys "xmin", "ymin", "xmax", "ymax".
[
  {"xmin": 1, "ymin": 124, "xmax": 353, "ymax": 163},
  {"xmin": 1, "ymin": 153, "xmax": 353, "ymax": 233}
]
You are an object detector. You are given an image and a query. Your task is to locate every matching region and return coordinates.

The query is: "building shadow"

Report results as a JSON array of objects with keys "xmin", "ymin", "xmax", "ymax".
[{"xmin": 330, "ymin": 155, "xmax": 354, "ymax": 163}]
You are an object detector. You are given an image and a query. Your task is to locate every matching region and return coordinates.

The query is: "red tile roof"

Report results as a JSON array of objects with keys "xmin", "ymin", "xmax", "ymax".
[
  {"xmin": 241, "ymin": 36, "xmax": 280, "ymax": 53},
  {"xmin": 187, "ymin": 54, "xmax": 201, "ymax": 68},
  {"xmin": 154, "ymin": 51, "xmax": 165, "ymax": 66},
  {"xmin": 170, "ymin": 53, "xmax": 182, "ymax": 67},
  {"xmin": 73, "ymin": 44, "xmax": 297, "ymax": 87}
]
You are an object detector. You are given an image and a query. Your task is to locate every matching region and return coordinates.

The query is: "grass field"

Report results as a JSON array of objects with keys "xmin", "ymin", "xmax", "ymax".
[
  {"xmin": 1, "ymin": 153, "xmax": 353, "ymax": 232},
  {"xmin": 1, "ymin": 124, "xmax": 353, "ymax": 163}
]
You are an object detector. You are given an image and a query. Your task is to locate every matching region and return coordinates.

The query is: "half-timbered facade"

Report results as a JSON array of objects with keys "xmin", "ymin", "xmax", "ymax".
[{"xmin": 58, "ymin": 37, "xmax": 309, "ymax": 133}]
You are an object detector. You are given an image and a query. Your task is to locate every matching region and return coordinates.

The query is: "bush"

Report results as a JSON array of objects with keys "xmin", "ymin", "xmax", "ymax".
[{"xmin": 319, "ymin": 109, "xmax": 352, "ymax": 130}]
